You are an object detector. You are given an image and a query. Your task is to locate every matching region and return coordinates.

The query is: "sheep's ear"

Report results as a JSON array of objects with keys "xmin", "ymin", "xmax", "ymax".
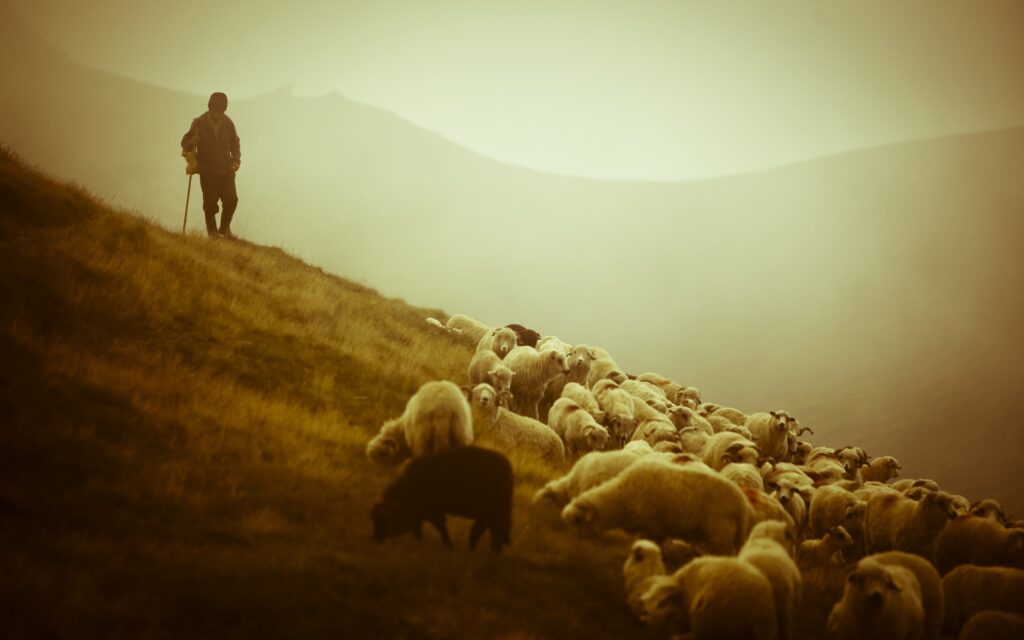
[
  {"xmin": 886, "ymin": 575, "xmax": 902, "ymax": 592},
  {"xmin": 460, "ymin": 385, "xmax": 473, "ymax": 399},
  {"xmin": 632, "ymin": 547, "xmax": 646, "ymax": 562},
  {"xmin": 769, "ymin": 410, "xmax": 777, "ymax": 417},
  {"xmin": 589, "ymin": 349, "xmax": 598, "ymax": 360}
]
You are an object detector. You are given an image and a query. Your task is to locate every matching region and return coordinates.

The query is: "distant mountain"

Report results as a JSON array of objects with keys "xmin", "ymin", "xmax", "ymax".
[{"xmin": 2, "ymin": 2, "xmax": 1023, "ymax": 512}]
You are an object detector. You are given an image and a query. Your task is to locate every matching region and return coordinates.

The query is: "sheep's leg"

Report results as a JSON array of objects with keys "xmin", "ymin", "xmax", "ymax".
[
  {"xmin": 468, "ymin": 520, "xmax": 487, "ymax": 550},
  {"xmin": 430, "ymin": 515, "xmax": 452, "ymax": 548}
]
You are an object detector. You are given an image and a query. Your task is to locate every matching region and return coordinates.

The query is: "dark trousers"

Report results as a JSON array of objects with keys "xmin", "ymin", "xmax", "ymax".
[{"xmin": 199, "ymin": 173, "xmax": 238, "ymax": 234}]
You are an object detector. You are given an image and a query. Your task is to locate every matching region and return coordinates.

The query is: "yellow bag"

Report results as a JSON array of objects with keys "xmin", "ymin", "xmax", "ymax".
[{"xmin": 182, "ymin": 149, "xmax": 198, "ymax": 175}]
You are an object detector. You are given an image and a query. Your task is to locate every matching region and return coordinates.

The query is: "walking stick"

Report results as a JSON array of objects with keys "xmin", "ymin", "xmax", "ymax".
[{"xmin": 182, "ymin": 173, "xmax": 193, "ymax": 234}]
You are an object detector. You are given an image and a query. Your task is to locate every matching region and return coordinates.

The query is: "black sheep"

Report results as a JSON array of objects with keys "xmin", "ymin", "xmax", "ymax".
[
  {"xmin": 370, "ymin": 446, "xmax": 513, "ymax": 553},
  {"xmin": 505, "ymin": 323, "xmax": 541, "ymax": 348}
]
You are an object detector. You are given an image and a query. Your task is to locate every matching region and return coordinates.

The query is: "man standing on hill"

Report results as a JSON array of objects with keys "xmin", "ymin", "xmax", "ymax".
[{"xmin": 181, "ymin": 92, "xmax": 241, "ymax": 239}]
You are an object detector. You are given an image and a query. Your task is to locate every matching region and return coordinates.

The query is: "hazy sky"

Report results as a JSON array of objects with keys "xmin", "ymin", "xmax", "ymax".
[{"xmin": 12, "ymin": 1, "xmax": 1024, "ymax": 179}]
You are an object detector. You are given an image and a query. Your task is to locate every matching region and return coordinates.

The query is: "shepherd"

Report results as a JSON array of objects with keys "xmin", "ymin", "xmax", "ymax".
[{"xmin": 181, "ymin": 92, "xmax": 241, "ymax": 239}]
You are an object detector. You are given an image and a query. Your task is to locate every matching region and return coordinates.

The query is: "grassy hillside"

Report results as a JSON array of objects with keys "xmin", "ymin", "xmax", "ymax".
[{"xmin": 0, "ymin": 148, "xmax": 662, "ymax": 639}]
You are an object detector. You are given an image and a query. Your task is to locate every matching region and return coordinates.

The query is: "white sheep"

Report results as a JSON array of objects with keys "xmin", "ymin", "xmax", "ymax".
[
  {"xmin": 369, "ymin": 380, "xmax": 473, "ymax": 462},
  {"xmin": 958, "ymin": 611, "xmax": 1024, "ymax": 640},
  {"xmin": 804, "ymin": 447, "xmax": 847, "ymax": 484},
  {"xmin": 934, "ymin": 513, "xmax": 1024, "ymax": 575},
  {"xmin": 863, "ymin": 490, "xmax": 958, "ymax": 561},
  {"xmin": 808, "ymin": 484, "xmax": 868, "ymax": 541},
  {"xmin": 860, "ymin": 455, "xmax": 902, "ymax": 483},
  {"xmin": 638, "ymin": 556, "xmax": 777, "ymax": 639},
  {"xmin": 559, "ymin": 382, "xmax": 605, "ymax": 423},
  {"xmin": 678, "ymin": 426, "xmax": 710, "ymax": 455},
  {"xmin": 798, "ymin": 525, "xmax": 854, "ymax": 571},
  {"xmin": 867, "ymin": 551, "xmax": 944, "ymax": 640},
  {"xmin": 711, "ymin": 406, "xmax": 748, "ymax": 425},
  {"xmin": 475, "ymin": 326, "xmax": 518, "ymax": 358},
  {"xmin": 721, "ymin": 462, "xmax": 765, "ymax": 492},
  {"xmin": 941, "ymin": 565, "xmax": 1024, "ymax": 637},
  {"xmin": 623, "ymin": 539, "xmax": 666, "ymax": 619},
  {"xmin": 547, "ymin": 397, "xmax": 610, "ymax": 457},
  {"xmin": 467, "ymin": 349, "xmax": 514, "ymax": 392},
  {"xmin": 629, "ymin": 418, "xmax": 678, "ymax": 448},
  {"xmin": 828, "ymin": 555, "xmax": 925, "ymax": 640},
  {"xmin": 745, "ymin": 411, "xmax": 791, "ymax": 462},
  {"xmin": 674, "ymin": 386, "xmax": 702, "ymax": 409},
  {"xmin": 539, "ymin": 343, "xmax": 596, "ymax": 420},
  {"xmin": 622, "ymin": 440, "xmax": 655, "ymax": 456},
  {"xmin": 365, "ymin": 417, "xmax": 411, "ymax": 465},
  {"xmin": 701, "ymin": 431, "xmax": 759, "ymax": 471},
  {"xmin": 666, "ymin": 404, "xmax": 714, "ymax": 434},
  {"xmin": 471, "ymin": 383, "xmax": 565, "ymax": 464},
  {"xmin": 766, "ymin": 476, "xmax": 811, "ymax": 535},
  {"xmin": 532, "ymin": 449, "xmax": 643, "ymax": 506},
  {"xmin": 740, "ymin": 520, "xmax": 802, "ymax": 640},
  {"xmin": 634, "ymin": 372, "xmax": 682, "ymax": 399},
  {"xmin": 444, "ymin": 313, "xmax": 492, "ymax": 343},
  {"xmin": 562, "ymin": 457, "xmax": 755, "ymax": 554},
  {"xmin": 596, "ymin": 387, "xmax": 638, "ymax": 445},
  {"xmin": 970, "ymin": 498, "xmax": 1006, "ymax": 522},
  {"xmin": 586, "ymin": 348, "xmax": 623, "ymax": 388},
  {"xmin": 834, "ymin": 446, "xmax": 870, "ymax": 479},
  {"xmin": 535, "ymin": 335, "xmax": 572, "ymax": 354},
  {"xmin": 698, "ymin": 402, "xmax": 722, "ymax": 417},
  {"xmin": 502, "ymin": 346, "xmax": 569, "ymax": 419}
]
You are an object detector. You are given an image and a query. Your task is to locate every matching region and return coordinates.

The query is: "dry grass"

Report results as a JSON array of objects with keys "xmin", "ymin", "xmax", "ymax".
[{"xmin": 0, "ymin": 147, "xmax": 659, "ymax": 639}]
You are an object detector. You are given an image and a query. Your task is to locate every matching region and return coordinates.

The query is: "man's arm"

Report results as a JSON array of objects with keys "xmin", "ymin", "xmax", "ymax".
[
  {"xmin": 181, "ymin": 119, "xmax": 198, "ymax": 150},
  {"xmin": 230, "ymin": 121, "xmax": 241, "ymax": 169}
]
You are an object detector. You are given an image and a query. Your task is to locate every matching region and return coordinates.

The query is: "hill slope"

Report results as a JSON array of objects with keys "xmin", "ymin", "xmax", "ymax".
[{"xmin": 0, "ymin": 149, "xmax": 661, "ymax": 639}]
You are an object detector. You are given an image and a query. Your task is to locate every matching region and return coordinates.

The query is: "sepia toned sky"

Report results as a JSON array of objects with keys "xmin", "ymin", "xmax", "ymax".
[{"xmin": 12, "ymin": 0, "xmax": 1024, "ymax": 180}]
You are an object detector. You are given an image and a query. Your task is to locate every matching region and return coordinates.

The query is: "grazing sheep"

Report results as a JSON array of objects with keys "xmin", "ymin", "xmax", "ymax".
[
  {"xmin": 722, "ymin": 462, "xmax": 765, "ymax": 492},
  {"xmin": 745, "ymin": 411, "xmax": 791, "ymax": 462},
  {"xmin": 638, "ymin": 556, "xmax": 777, "ymax": 639},
  {"xmin": 375, "ymin": 380, "xmax": 473, "ymax": 460},
  {"xmin": 864, "ymin": 490, "xmax": 958, "ymax": 560},
  {"xmin": 547, "ymin": 397, "xmax": 610, "ymax": 457},
  {"xmin": 828, "ymin": 555, "xmax": 925, "ymax": 640},
  {"xmin": 701, "ymin": 431, "xmax": 759, "ymax": 471},
  {"xmin": 861, "ymin": 456, "xmax": 902, "ymax": 484},
  {"xmin": 467, "ymin": 349, "xmax": 514, "ymax": 392},
  {"xmin": 370, "ymin": 446, "xmax": 512, "ymax": 552},
  {"xmin": 473, "ymin": 385, "xmax": 565, "ymax": 464},
  {"xmin": 365, "ymin": 418, "xmax": 411, "ymax": 465},
  {"xmin": 560, "ymin": 382, "xmax": 605, "ymax": 423},
  {"xmin": 798, "ymin": 525, "xmax": 854, "ymax": 571},
  {"xmin": 532, "ymin": 449, "xmax": 643, "ymax": 506},
  {"xmin": 934, "ymin": 513, "xmax": 1024, "ymax": 575},
  {"xmin": 666, "ymin": 405, "xmax": 714, "ymax": 434},
  {"xmin": 475, "ymin": 326, "xmax": 518, "ymax": 358},
  {"xmin": 630, "ymin": 418, "xmax": 678, "ymax": 448},
  {"xmin": 942, "ymin": 565, "xmax": 1024, "ymax": 637},
  {"xmin": 809, "ymin": 484, "xmax": 868, "ymax": 541},
  {"xmin": 623, "ymin": 539, "xmax": 666, "ymax": 619},
  {"xmin": 865, "ymin": 551, "xmax": 944, "ymax": 640},
  {"xmin": 711, "ymin": 406, "xmax": 748, "ymax": 425},
  {"xmin": 740, "ymin": 520, "xmax": 803, "ymax": 640},
  {"xmin": 958, "ymin": 611, "xmax": 1024, "ymax": 640},
  {"xmin": 444, "ymin": 313, "xmax": 492, "ymax": 343},
  {"xmin": 504, "ymin": 323, "xmax": 541, "ymax": 348},
  {"xmin": 503, "ymin": 346, "xmax": 569, "ymax": 419},
  {"xmin": 562, "ymin": 457, "xmax": 755, "ymax": 554}
]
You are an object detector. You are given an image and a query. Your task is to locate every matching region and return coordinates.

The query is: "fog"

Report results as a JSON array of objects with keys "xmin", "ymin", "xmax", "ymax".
[{"xmin": 2, "ymin": 3, "xmax": 1023, "ymax": 512}]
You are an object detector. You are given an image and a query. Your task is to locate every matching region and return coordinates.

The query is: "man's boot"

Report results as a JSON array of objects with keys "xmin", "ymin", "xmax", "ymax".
[{"xmin": 204, "ymin": 210, "xmax": 220, "ymax": 238}]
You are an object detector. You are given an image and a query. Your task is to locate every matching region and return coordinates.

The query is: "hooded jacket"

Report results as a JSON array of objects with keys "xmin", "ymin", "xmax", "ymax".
[{"xmin": 180, "ymin": 112, "xmax": 241, "ymax": 176}]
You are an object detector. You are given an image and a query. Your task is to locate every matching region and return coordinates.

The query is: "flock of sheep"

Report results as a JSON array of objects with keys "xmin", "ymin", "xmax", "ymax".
[{"xmin": 366, "ymin": 313, "xmax": 1024, "ymax": 639}]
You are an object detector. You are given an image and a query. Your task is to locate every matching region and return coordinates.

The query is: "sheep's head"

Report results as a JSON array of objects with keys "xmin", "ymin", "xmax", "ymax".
[
  {"xmin": 493, "ymin": 328, "xmax": 517, "ymax": 357},
  {"xmin": 639, "ymin": 574, "xmax": 688, "ymax": 633},
  {"xmin": 487, "ymin": 365, "xmax": 514, "ymax": 392},
  {"xmin": 843, "ymin": 501, "xmax": 867, "ymax": 533},
  {"xmin": 923, "ymin": 491, "xmax": 959, "ymax": 522},
  {"xmin": 584, "ymin": 424, "xmax": 610, "ymax": 452},
  {"xmin": 667, "ymin": 405, "xmax": 693, "ymax": 429},
  {"xmin": 366, "ymin": 433, "xmax": 404, "ymax": 465},
  {"xmin": 828, "ymin": 525, "xmax": 854, "ymax": 548},
  {"xmin": 845, "ymin": 561, "xmax": 903, "ymax": 609},
  {"xmin": 370, "ymin": 498, "xmax": 419, "ymax": 543},
  {"xmin": 698, "ymin": 402, "xmax": 721, "ymax": 417},
  {"xmin": 725, "ymin": 441, "xmax": 759, "ymax": 467},
  {"xmin": 607, "ymin": 370, "xmax": 629, "ymax": 384},
  {"xmin": 561, "ymin": 499, "xmax": 597, "ymax": 527},
  {"xmin": 546, "ymin": 349, "xmax": 570, "ymax": 374},
  {"xmin": 569, "ymin": 344, "xmax": 595, "ymax": 370},
  {"xmin": 970, "ymin": 498, "xmax": 1005, "ymax": 522},
  {"xmin": 624, "ymin": 540, "xmax": 664, "ymax": 578}
]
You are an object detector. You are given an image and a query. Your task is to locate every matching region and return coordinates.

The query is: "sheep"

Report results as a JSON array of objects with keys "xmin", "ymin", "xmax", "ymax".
[
  {"xmin": 562, "ymin": 457, "xmax": 755, "ymax": 554},
  {"xmin": 627, "ymin": 392, "xmax": 668, "ymax": 424},
  {"xmin": 503, "ymin": 346, "xmax": 569, "ymax": 419},
  {"xmin": 535, "ymin": 335, "xmax": 572, "ymax": 354},
  {"xmin": 706, "ymin": 414, "xmax": 738, "ymax": 433},
  {"xmin": 860, "ymin": 455, "xmax": 902, "ymax": 483},
  {"xmin": 891, "ymin": 478, "xmax": 940, "ymax": 494},
  {"xmin": 808, "ymin": 484, "xmax": 868, "ymax": 541},
  {"xmin": 766, "ymin": 476, "xmax": 811, "ymax": 534},
  {"xmin": 941, "ymin": 565, "xmax": 1024, "ymax": 637},
  {"xmin": 629, "ymin": 418, "xmax": 678, "ymax": 448},
  {"xmin": 623, "ymin": 440, "xmax": 654, "ymax": 455},
  {"xmin": 635, "ymin": 372, "xmax": 683, "ymax": 400},
  {"xmin": 701, "ymin": 431, "xmax": 759, "ymax": 471},
  {"xmin": 504, "ymin": 323, "xmax": 541, "ymax": 348},
  {"xmin": 666, "ymin": 404, "xmax": 714, "ymax": 434},
  {"xmin": 789, "ymin": 440, "xmax": 812, "ymax": 465},
  {"xmin": 638, "ymin": 556, "xmax": 777, "ymax": 639},
  {"xmin": 559, "ymin": 382, "xmax": 605, "ymax": 423},
  {"xmin": 958, "ymin": 611, "xmax": 1024, "ymax": 640},
  {"xmin": 623, "ymin": 539, "xmax": 666, "ymax": 619},
  {"xmin": 373, "ymin": 380, "xmax": 473, "ymax": 461},
  {"xmin": 547, "ymin": 397, "xmax": 610, "ymax": 457},
  {"xmin": 865, "ymin": 551, "xmax": 944, "ymax": 640},
  {"xmin": 532, "ymin": 449, "xmax": 643, "ymax": 506},
  {"xmin": 596, "ymin": 387, "xmax": 638, "ymax": 445},
  {"xmin": 804, "ymin": 447, "xmax": 847, "ymax": 484},
  {"xmin": 539, "ymin": 343, "xmax": 596, "ymax": 420},
  {"xmin": 745, "ymin": 488, "xmax": 799, "ymax": 532},
  {"xmin": 370, "ymin": 446, "xmax": 512, "ymax": 552},
  {"xmin": 798, "ymin": 525, "xmax": 854, "ymax": 571},
  {"xmin": 711, "ymin": 406, "xmax": 748, "ymax": 425},
  {"xmin": 745, "ymin": 411, "xmax": 791, "ymax": 462},
  {"xmin": 365, "ymin": 417, "xmax": 411, "ymax": 465},
  {"xmin": 834, "ymin": 446, "xmax": 870, "ymax": 479},
  {"xmin": 620, "ymin": 379, "xmax": 667, "ymax": 404},
  {"xmin": 828, "ymin": 554, "xmax": 926, "ymax": 640},
  {"xmin": 659, "ymin": 538, "xmax": 703, "ymax": 572},
  {"xmin": 740, "ymin": 520, "xmax": 802, "ymax": 640},
  {"xmin": 721, "ymin": 462, "xmax": 765, "ymax": 492},
  {"xmin": 472, "ymin": 383, "xmax": 565, "ymax": 464},
  {"xmin": 697, "ymin": 402, "xmax": 722, "ymax": 417},
  {"xmin": 444, "ymin": 313, "xmax": 492, "ymax": 343},
  {"xmin": 678, "ymin": 426, "xmax": 710, "ymax": 455},
  {"xmin": 475, "ymin": 326, "xmax": 518, "ymax": 358},
  {"xmin": 934, "ymin": 513, "xmax": 1024, "ymax": 575},
  {"xmin": 970, "ymin": 498, "xmax": 1006, "ymax": 522},
  {"xmin": 674, "ymin": 386, "xmax": 702, "ymax": 409},
  {"xmin": 587, "ymin": 348, "xmax": 623, "ymax": 388},
  {"xmin": 863, "ymin": 490, "xmax": 959, "ymax": 560},
  {"xmin": 467, "ymin": 349, "xmax": 514, "ymax": 393}
]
